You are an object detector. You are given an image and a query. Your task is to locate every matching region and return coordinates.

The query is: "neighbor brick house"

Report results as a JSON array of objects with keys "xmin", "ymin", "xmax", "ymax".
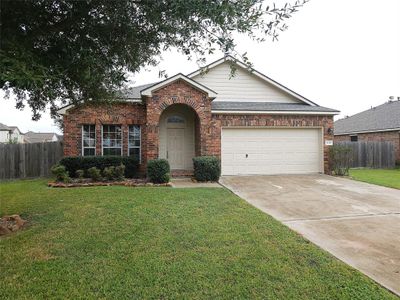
[
  {"xmin": 59, "ymin": 56, "xmax": 339, "ymax": 176},
  {"xmin": 334, "ymin": 100, "xmax": 400, "ymax": 161}
]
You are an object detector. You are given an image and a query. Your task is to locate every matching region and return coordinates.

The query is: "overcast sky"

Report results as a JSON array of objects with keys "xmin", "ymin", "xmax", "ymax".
[{"xmin": 1, "ymin": 0, "xmax": 399, "ymax": 135}]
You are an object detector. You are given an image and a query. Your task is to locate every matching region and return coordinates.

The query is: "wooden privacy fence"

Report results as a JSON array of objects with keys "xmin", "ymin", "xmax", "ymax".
[
  {"xmin": 0, "ymin": 142, "xmax": 63, "ymax": 180},
  {"xmin": 336, "ymin": 141, "xmax": 395, "ymax": 169}
]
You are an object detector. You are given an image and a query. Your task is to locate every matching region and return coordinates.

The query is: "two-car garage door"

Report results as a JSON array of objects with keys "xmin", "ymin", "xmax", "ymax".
[{"xmin": 221, "ymin": 128, "xmax": 322, "ymax": 175}]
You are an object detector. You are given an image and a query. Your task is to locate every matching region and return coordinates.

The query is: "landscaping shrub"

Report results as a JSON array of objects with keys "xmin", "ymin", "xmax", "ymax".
[
  {"xmin": 76, "ymin": 169, "xmax": 85, "ymax": 179},
  {"xmin": 329, "ymin": 144, "xmax": 352, "ymax": 176},
  {"xmin": 396, "ymin": 159, "xmax": 400, "ymax": 168},
  {"xmin": 114, "ymin": 164, "xmax": 125, "ymax": 181},
  {"xmin": 87, "ymin": 167, "xmax": 102, "ymax": 181},
  {"xmin": 193, "ymin": 156, "xmax": 221, "ymax": 182},
  {"xmin": 59, "ymin": 156, "xmax": 138, "ymax": 178},
  {"xmin": 51, "ymin": 164, "xmax": 71, "ymax": 183},
  {"xmin": 102, "ymin": 166, "xmax": 116, "ymax": 181},
  {"xmin": 147, "ymin": 159, "xmax": 170, "ymax": 183}
]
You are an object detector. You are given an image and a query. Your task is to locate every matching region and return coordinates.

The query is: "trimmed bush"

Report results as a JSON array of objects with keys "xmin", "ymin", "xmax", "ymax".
[
  {"xmin": 329, "ymin": 144, "xmax": 352, "ymax": 176},
  {"xmin": 87, "ymin": 167, "xmax": 102, "ymax": 181},
  {"xmin": 59, "ymin": 156, "xmax": 139, "ymax": 178},
  {"xmin": 51, "ymin": 164, "xmax": 71, "ymax": 183},
  {"xmin": 193, "ymin": 156, "xmax": 220, "ymax": 182},
  {"xmin": 147, "ymin": 159, "xmax": 170, "ymax": 183},
  {"xmin": 76, "ymin": 169, "xmax": 85, "ymax": 179},
  {"xmin": 102, "ymin": 166, "xmax": 116, "ymax": 181},
  {"xmin": 114, "ymin": 164, "xmax": 125, "ymax": 181}
]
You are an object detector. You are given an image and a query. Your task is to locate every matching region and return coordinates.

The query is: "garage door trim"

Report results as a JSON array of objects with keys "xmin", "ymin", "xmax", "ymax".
[{"xmin": 220, "ymin": 126, "xmax": 324, "ymax": 176}]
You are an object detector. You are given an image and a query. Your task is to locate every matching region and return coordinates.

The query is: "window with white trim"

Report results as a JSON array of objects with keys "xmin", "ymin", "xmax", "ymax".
[
  {"xmin": 82, "ymin": 125, "xmax": 96, "ymax": 156},
  {"xmin": 128, "ymin": 125, "xmax": 141, "ymax": 162},
  {"xmin": 102, "ymin": 125, "xmax": 122, "ymax": 156}
]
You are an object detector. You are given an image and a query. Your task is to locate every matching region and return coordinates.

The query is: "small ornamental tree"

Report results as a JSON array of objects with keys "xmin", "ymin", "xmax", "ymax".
[{"xmin": 329, "ymin": 144, "xmax": 353, "ymax": 176}]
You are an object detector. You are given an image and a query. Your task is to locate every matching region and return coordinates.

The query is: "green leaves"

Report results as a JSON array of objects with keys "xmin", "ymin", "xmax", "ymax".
[{"xmin": 0, "ymin": 0, "xmax": 308, "ymax": 120}]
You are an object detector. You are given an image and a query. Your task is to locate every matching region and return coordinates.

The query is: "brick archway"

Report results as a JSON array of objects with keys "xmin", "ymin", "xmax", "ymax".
[{"xmin": 145, "ymin": 79, "xmax": 213, "ymax": 164}]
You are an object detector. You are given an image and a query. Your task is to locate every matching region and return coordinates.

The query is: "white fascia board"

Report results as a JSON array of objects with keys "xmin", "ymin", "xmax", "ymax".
[
  {"xmin": 188, "ymin": 55, "xmax": 318, "ymax": 106},
  {"xmin": 211, "ymin": 110, "xmax": 338, "ymax": 115},
  {"xmin": 57, "ymin": 104, "xmax": 74, "ymax": 115},
  {"xmin": 334, "ymin": 127, "xmax": 400, "ymax": 135},
  {"xmin": 140, "ymin": 73, "xmax": 217, "ymax": 98}
]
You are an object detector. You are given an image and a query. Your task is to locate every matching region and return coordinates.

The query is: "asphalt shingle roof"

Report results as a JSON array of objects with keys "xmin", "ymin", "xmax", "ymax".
[
  {"xmin": 0, "ymin": 122, "xmax": 10, "ymax": 130},
  {"xmin": 24, "ymin": 132, "xmax": 58, "ymax": 143},
  {"xmin": 334, "ymin": 100, "xmax": 400, "ymax": 135},
  {"xmin": 118, "ymin": 83, "xmax": 157, "ymax": 99},
  {"xmin": 211, "ymin": 102, "xmax": 339, "ymax": 113}
]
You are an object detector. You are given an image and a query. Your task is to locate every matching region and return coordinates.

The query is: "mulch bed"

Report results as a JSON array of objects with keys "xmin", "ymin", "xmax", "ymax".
[
  {"xmin": 0, "ymin": 215, "xmax": 27, "ymax": 236},
  {"xmin": 48, "ymin": 179, "xmax": 172, "ymax": 188}
]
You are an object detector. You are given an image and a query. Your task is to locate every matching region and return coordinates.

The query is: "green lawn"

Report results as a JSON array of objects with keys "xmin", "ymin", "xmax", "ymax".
[
  {"xmin": 0, "ymin": 180, "xmax": 396, "ymax": 299},
  {"xmin": 349, "ymin": 168, "xmax": 400, "ymax": 189}
]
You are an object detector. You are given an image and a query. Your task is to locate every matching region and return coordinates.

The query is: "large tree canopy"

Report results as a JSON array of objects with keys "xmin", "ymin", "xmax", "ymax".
[{"xmin": 0, "ymin": 0, "xmax": 307, "ymax": 120}]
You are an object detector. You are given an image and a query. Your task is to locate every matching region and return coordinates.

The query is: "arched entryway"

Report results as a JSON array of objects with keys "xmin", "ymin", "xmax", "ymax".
[{"xmin": 159, "ymin": 104, "xmax": 200, "ymax": 170}]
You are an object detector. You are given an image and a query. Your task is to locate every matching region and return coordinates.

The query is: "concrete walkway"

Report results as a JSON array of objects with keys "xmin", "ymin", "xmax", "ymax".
[
  {"xmin": 220, "ymin": 174, "xmax": 400, "ymax": 295},
  {"xmin": 171, "ymin": 178, "xmax": 222, "ymax": 188}
]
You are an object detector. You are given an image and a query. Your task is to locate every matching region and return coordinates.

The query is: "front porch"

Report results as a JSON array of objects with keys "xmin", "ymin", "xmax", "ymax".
[{"xmin": 158, "ymin": 103, "xmax": 200, "ymax": 172}]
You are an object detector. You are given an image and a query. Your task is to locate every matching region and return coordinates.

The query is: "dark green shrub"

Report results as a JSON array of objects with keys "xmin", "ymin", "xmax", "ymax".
[
  {"xmin": 114, "ymin": 164, "xmax": 125, "ymax": 181},
  {"xmin": 147, "ymin": 159, "xmax": 170, "ymax": 183},
  {"xmin": 59, "ymin": 156, "xmax": 139, "ymax": 178},
  {"xmin": 329, "ymin": 144, "xmax": 352, "ymax": 176},
  {"xmin": 193, "ymin": 156, "xmax": 220, "ymax": 182},
  {"xmin": 102, "ymin": 166, "xmax": 115, "ymax": 181},
  {"xmin": 87, "ymin": 167, "xmax": 102, "ymax": 181},
  {"xmin": 76, "ymin": 169, "xmax": 85, "ymax": 179},
  {"xmin": 51, "ymin": 164, "xmax": 71, "ymax": 182}
]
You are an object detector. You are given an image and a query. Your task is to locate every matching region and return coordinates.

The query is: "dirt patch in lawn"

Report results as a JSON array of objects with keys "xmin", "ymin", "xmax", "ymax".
[{"xmin": 0, "ymin": 214, "xmax": 27, "ymax": 236}]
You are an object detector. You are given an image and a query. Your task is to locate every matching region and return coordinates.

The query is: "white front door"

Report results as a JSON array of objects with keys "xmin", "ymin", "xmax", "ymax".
[
  {"xmin": 221, "ymin": 128, "xmax": 322, "ymax": 175},
  {"xmin": 167, "ymin": 128, "xmax": 185, "ymax": 169}
]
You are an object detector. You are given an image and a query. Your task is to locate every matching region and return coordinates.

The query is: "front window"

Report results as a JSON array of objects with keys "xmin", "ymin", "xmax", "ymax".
[
  {"xmin": 82, "ymin": 125, "xmax": 96, "ymax": 156},
  {"xmin": 350, "ymin": 135, "xmax": 358, "ymax": 142},
  {"xmin": 102, "ymin": 125, "xmax": 122, "ymax": 156},
  {"xmin": 128, "ymin": 125, "xmax": 141, "ymax": 162}
]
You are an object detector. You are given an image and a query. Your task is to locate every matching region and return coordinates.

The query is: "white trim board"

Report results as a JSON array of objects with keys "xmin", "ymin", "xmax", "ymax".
[
  {"xmin": 140, "ymin": 73, "xmax": 217, "ymax": 98},
  {"xmin": 334, "ymin": 128, "xmax": 400, "ymax": 135},
  {"xmin": 212, "ymin": 110, "xmax": 338, "ymax": 115}
]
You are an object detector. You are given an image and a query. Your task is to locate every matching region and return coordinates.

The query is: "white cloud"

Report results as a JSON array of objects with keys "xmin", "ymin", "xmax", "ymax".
[{"xmin": 1, "ymin": 0, "xmax": 399, "ymax": 132}]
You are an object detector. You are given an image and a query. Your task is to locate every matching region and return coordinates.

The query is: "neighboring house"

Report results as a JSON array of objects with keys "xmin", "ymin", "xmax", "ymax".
[
  {"xmin": 58, "ymin": 56, "xmax": 339, "ymax": 176},
  {"xmin": 0, "ymin": 123, "xmax": 24, "ymax": 143},
  {"xmin": 334, "ymin": 100, "xmax": 400, "ymax": 161},
  {"xmin": 24, "ymin": 131, "xmax": 60, "ymax": 143}
]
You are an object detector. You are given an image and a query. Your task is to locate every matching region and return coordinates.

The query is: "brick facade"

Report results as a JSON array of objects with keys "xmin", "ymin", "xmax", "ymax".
[
  {"xmin": 63, "ymin": 102, "xmax": 147, "ymax": 170},
  {"xmin": 209, "ymin": 114, "xmax": 334, "ymax": 172},
  {"xmin": 335, "ymin": 131, "xmax": 400, "ymax": 161},
  {"xmin": 63, "ymin": 79, "xmax": 335, "ymax": 175},
  {"xmin": 144, "ymin": 79, "xmax": 212, "ymax": 162}
]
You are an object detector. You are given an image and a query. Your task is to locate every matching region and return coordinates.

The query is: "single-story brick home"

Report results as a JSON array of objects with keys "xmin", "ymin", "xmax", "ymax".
[
  {"xmin": 58, "ymin": 56, "xmax": 339, "ymax": 176},
  {"xmin": 334, "ymin": 100, "xmax": 400, "ymax": 161}
]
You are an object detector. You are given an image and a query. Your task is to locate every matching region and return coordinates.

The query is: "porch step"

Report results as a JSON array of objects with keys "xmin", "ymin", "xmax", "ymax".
[{"xmin": 171, "ymin": 170, "xmax": 194, "ymax": 177}]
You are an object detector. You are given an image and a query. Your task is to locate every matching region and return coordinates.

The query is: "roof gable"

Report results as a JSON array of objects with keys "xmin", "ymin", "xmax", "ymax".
[
  {"xmin": 140, "ymin": 73, "xmax": 217, "ymax": 98},
  {"xmin": 334, "ymin": 101, "xmax": 400, "ymax": 135},
  {"xmin": 188, "ymin": 56, "xmax": 317, "ymax": 106}
]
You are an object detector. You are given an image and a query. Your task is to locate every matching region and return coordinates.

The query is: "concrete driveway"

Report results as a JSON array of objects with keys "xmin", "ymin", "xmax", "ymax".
[{"xmin": 220, "ymin": 174, "xmax": 400, "ymax": 295}]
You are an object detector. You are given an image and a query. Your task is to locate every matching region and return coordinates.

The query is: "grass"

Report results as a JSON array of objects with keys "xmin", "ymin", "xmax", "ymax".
[
  {"xmin": 0, "ymin": 180, "xmax": 396, "ymax": 299},
  {"xmin": 349, "ymin": 168, "xmax": 400, "ymax": 189}
]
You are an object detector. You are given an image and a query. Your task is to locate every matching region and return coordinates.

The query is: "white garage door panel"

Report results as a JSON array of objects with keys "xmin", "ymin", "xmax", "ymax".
[{"xmin": 221, "ymin": 128, "xmax": 322, "ymax": 175}]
